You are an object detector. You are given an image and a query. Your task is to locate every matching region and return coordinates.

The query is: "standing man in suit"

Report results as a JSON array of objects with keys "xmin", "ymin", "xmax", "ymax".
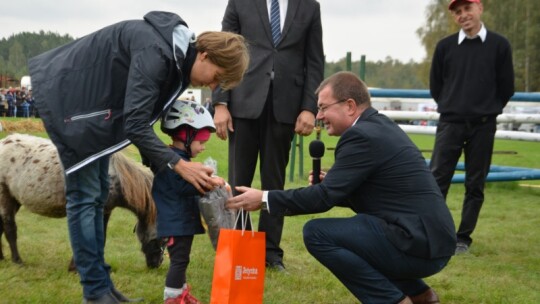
[
  {"xmin": 213, "ymin": 0, "xmax": 324, "ymax": 270},
  {"xmin": 227, "ymin": 72, "xmax": 456, "ymax": 303},
  {"xmin": 429, "ymin": 0, "xmax": 514, "ymax": 255}
]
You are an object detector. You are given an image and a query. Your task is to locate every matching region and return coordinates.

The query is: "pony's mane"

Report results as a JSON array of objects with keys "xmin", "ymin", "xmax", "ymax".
[{"xmin": 109, "ymin": 153, "xmax": 156, "ymax": 225}]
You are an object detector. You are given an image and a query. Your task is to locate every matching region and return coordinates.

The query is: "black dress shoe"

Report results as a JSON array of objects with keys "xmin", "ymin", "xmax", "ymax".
[
  {"xmin": 455, "ymin": 242, "xmax": 469, "ymax": 255},
  {"xmin": 266, "ymin": 261, "xmax": 286, "ymax": 272},
  {"xmin": 111, "ymin": 288, "xmax": 144, "ymax": 303}
]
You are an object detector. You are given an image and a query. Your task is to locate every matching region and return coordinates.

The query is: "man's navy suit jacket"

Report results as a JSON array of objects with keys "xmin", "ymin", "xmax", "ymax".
[{"xmin": 268, "ymin": 108, "xmax": 457, "ymax": 259}]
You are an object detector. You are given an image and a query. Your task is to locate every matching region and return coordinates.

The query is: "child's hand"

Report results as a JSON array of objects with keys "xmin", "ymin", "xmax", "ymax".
[{"xmin": 210, "ymin": 176, "xmax": 226, "ymax": 188}]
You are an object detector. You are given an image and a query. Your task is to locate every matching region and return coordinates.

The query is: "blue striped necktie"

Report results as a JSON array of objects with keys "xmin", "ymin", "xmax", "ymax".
[{"xmin": 270, "ymin": 0, "xmax": 281, "ymax": 46}]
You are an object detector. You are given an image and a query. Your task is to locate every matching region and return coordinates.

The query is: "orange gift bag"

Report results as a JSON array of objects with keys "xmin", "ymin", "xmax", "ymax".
[{"xmin": 210, "ymin": 211, "xmax": 266, "ymax": 304}]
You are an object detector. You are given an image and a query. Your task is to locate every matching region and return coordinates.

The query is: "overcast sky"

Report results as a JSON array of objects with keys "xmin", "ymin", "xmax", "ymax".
[{"xmin": 1, "ymin": 0, "xmax": 432, "ymax": 63}]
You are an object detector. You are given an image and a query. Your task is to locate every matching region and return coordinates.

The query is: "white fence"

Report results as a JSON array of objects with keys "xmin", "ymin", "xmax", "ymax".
[
  {"xmin": 379, "ymin": 110, "xmax": 540, "ymax": 142},
  {"xmin": 369, "ymin": 89, "xmax": 540, "ymax": 142}
]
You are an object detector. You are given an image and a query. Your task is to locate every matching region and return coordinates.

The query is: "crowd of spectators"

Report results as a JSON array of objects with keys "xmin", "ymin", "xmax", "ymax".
[{"xmin": 0, "ymin": 87, "xmax": 37, "ymax": 118}]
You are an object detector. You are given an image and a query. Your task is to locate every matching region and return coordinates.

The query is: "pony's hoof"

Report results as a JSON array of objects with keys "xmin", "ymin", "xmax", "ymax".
[
  {"xmin": 12, "ymin": 257, "xmax": 23, "ymax": 264},
  {"xmin": 67, "ymin": 264, "xmax": 77, "ymax": 272}
]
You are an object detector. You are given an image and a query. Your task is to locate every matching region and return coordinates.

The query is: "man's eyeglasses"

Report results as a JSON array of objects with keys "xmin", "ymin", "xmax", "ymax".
[{"xmin": 317, "ymin": 99, "xmax": 347, "ymax": 113}]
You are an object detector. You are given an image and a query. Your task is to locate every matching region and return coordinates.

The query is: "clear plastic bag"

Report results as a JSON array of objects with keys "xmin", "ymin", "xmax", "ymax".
[
  {"xmin": 198, "ymin": 184, "xmax": 237, "ymax": 250},
  {"xmin": 204, "ymin": 157, "xmax": 218, "ymax": 176}
]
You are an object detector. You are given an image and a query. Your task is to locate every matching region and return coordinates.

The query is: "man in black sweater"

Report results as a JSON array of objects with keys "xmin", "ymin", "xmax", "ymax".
[{"xmin": 429, "ymin": 0, "xmax": 514, "ymax": 255}]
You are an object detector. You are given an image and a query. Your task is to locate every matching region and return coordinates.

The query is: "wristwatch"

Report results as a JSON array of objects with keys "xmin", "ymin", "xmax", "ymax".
[{"xmin": 167, "ymin": 161, "xmax": 177, "ymax": 171}]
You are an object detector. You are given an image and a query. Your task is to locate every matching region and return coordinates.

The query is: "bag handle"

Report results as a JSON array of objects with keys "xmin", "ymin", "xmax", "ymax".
[{"xmin": 235, "ymin": 209, "xmax": 255, "ymax": 236}]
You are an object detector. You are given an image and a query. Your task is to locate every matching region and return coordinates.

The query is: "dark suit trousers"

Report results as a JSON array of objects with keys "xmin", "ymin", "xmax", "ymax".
[
  {"xmin": 303, "ymin": 214, "xmax": 450, "ymax": 303},
  {"xmin": 430, "ymin": 120, "xmax": 496, "ymax": 246},
  {"xmin": 228, "ymin": 88, "xmax": 295, "ymax": 263}
]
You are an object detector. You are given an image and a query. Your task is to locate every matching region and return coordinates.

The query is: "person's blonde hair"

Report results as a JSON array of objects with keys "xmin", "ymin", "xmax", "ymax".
[{"xmin": 195, "ymin": 31, "xmax": 249, "ymax": 90}]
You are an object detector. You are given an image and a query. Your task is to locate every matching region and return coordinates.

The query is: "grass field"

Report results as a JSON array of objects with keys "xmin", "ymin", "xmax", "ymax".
[{"xmin": 0, "ymin": 117, "xmax": 539, "ymax": 303}]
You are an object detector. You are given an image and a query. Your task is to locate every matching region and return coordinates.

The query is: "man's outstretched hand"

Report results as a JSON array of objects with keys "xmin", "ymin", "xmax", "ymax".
[{"xmin": 226, "ymin": 186, "xmax": 264, "ymax": 211}]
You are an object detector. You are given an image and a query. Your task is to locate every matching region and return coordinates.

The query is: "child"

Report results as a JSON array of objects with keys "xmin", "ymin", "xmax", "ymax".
[{"xmin": 153, "ymin": 99, "xmax": 221, "ymax": 304}]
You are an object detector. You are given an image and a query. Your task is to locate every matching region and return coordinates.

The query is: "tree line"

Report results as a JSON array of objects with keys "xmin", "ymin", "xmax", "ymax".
[
  {"xmin": 1, "ymin": 0, "xmax": 538, "ymax": 91},
  {"xmin": 0, "ymin": 31, "xmax": 73, "ymax": 87}
]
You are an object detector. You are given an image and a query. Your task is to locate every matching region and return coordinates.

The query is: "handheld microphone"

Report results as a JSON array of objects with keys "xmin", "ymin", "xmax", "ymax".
[{"xmin": 309, "ymin": 139, "xmax": 325, "ymax": 184}]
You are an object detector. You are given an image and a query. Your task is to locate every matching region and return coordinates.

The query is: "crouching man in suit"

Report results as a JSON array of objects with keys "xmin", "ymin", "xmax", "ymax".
[{"xmin": 227, "ymin": 72, "xmax": 456, "ymax": 304}]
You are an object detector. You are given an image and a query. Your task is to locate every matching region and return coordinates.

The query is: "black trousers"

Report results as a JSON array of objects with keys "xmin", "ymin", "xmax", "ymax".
[
  {"xmin": 430, "ymin": 120, "xmax": 496, "ymax": 246},
  {"xmin": 228, "ymin": 88, "xmax": 295, "ymax": 264},
  {"xmin": 165, "ymin": 236, "xmax": 194, "ymax": 288}
]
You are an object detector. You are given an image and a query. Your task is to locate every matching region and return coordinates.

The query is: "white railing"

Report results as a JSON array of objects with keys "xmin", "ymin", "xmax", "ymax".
[{"xmin": 369, "ymin": 89, "xmax": 540, "ymax": 142}]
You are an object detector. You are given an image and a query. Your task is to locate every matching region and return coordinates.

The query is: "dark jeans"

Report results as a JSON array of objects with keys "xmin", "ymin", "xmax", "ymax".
[
  {"xmin": 65, "ymin": 156, "xmax": 114, "ymax": 299},
  {"xmin": 430, "ymin": 120, "xmax": 496, "ymax": 245},
  {"xmin": 303, "ymin": 214, "xmax": 450, "ymax": 304}
]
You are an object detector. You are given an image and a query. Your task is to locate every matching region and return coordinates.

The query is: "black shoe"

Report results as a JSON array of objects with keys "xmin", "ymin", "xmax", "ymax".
[
  {"xmin": 111, "ymin": 288, "xmax": 144, "ymax": 303},
  {"xmin": 455, "ymin": 242, "xmax": 469, "ymax": 255},
  {"xmin": 266, "ymin": 261, "xmax": 286, "ymax": 272},
  {"xmin": 82, "ymin": 292, "xmax": 120, "ymax": 304}
]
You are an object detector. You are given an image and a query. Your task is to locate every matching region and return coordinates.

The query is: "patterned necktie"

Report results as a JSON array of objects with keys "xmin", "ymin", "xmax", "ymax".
[{"xmin": 270, "ymin": 0, "xmax": 281, "ymax": 46}]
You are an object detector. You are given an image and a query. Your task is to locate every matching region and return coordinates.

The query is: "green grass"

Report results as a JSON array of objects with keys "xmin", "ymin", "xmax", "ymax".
[{"xmin": 0, "ymin": 118, "xmax": 539, "ymax": 303}]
